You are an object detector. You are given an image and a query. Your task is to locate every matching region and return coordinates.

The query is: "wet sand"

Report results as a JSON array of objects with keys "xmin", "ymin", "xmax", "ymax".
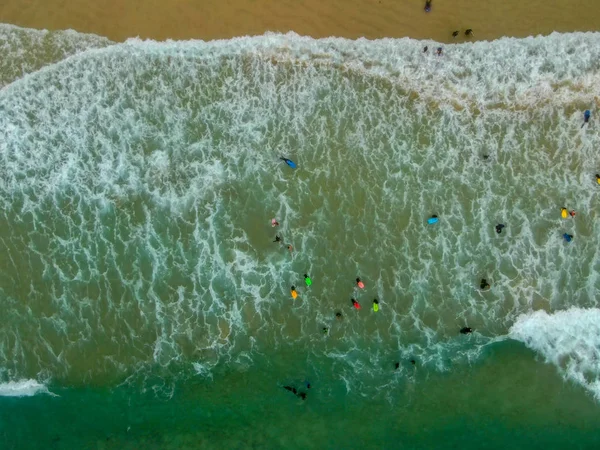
[{"xmin": 1, "ymin": 0, "xmax": 600, "ymax": 42}]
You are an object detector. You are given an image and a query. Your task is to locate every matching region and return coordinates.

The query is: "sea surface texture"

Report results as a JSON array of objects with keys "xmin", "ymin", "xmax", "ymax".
[{"xmin": 1, "ymin": 24, "xmax": 600, "ymax": 449}]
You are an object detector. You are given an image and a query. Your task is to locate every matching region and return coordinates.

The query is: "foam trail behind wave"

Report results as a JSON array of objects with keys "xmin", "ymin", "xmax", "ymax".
[
  {"xmin": 510, "ymin": 308, "xmax": 600, "ymax": 400},
  {"xmin": 0, "ymin": 23, "xmax": 113, "ymax": 89},
  {"xmin": 0, "ymin": 379, "xmax": 56, "ymax": 397}
]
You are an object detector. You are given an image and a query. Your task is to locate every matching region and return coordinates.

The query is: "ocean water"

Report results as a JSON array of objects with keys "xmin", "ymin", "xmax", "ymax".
[{"xmin": 1, "ymin": 24, "xmax": 600, "ymax": 449}]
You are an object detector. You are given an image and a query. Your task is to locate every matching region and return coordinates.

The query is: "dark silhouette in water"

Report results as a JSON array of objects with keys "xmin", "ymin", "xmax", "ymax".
[
  {"xmin": 424, "ymin": 0, "xmax": 432, "ymax": 12},
  {"xmin": 563, "ymin": 233, "xmax": 573, "ymax": 243},
  {"xmin": 336, "ymin": 312, "xmax": 343, "ymax": 320},
  {"xmin": 410, "ymin": 359, "xmax": 416, "ymax": 365},
  {"xmin": 480, "ymin": 279, "xmax": 491, "ymax": 290},
  {"xmin": 452, "ymin": 31, "xmax": 459, "ymax": 38},
  {"xmin": 460, "ymin": 327, "xmax": 473, "ymax": 334},
  {"xmin": 274, "ymin": 235, "xmax": 281, "ymax": 243},
  {"xmin": 395, "ymin": 362, "xmax": 400, "ymax": 370},
  {"xmin": 284, "ymin": 386, "xmax": 297, "ymax": 395},
  {"xmin": 423, "ymin": 46, "xmax": 428, "ymax": 53},
  {"xmin": 582, "ymin": 110, "xmax": 591, "ymax": 128},
  {"xmin": 495, "ymin": 224, "xmax": 505, "ymax": 234},
  {"xmin": 465, "ymin": 29, "xmax": 474, "ymax": 36}
]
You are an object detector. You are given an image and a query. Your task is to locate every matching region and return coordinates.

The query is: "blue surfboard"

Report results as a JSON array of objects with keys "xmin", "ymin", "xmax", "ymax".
[
  {"xmin": 280, "ymin": 157, "xmax": 297, "ymax": 169},
  {"xmin": 427, "ymin": 216, "xmax": 439, "ymax": 225}
]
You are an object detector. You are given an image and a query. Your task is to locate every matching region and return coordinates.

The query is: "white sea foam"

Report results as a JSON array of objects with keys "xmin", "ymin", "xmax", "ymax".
[
  {"xmin": 0, "ymin": 23, "xmax": 113, "ymax": 88},
  {"xmin": 0, "ymin": 379, "xmax": 56, "ymax": 397},
  {"xmin": 510, "ymin": 308, "xmax": 600, "ymax": 399},
  {"xmin": 0, "ymin": 27, "xmax": 599, "ymax": 395}
]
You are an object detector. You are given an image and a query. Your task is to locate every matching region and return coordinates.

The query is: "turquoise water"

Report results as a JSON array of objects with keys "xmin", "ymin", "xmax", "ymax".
[{"xmin": 1, "ymin": 23, "xmax": 600, "ymax": 448}]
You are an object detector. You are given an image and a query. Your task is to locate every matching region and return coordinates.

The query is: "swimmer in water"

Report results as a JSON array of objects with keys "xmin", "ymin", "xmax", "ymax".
[
  {"xmin": 596, "ymin": 174, "xmax": 600, "ymax": 184},
  {"xmin": 423, "ymin": 46, "xmax": 428, "ymax": 53},
  {"xmin": 582, "ymin": 110, "xmax": 591, "ymax": 128},
  {"xmin": 424, "ymin": 0, "xmax": 432, "ymax": 12},
  {"xmin": 284, "ymin": 386, "xmax": 297, "ymax": 395},
  {"xmin": 298, "ymin": 392, "xmax": 307, "ymax": 400},
  {"xmin": 274, "ymin": 235, "xmax": 281, "ymax": 243},
  {"xmin": 336, "ymin": 312, "xmax": 343, "ymax": 320},
  {"xmin": 395, "ymin": 362, "xmax": 400, "ymax": 370},
  {"xmin": 570, "ymin": 210, "xmax": 576, "ymax": 217},
  {"xmin": 410, "ymin": 359, "xmax": 416, "ymax": 366},
  {"xmin": 373, "ymin": 298, "xmax": 379, "ymax": 312},
  {"xmin": 563, "ymin": 233, "xmax": 573, "ymax": 243},
  {"xmin": 271, "ymin": 219, "xmax": 279, "ymax": 227},
  {"xmin": 480, "ymin": 279, "xmax": 491, "ymax": 290},
  {"xmin": 287, "ymin": 244, "xmax": 293, "ymax": 253},
  {"xmin": 352, "ymin": 299, "xmax": 361, "ymax": 309},
  {"xmin": 495, "ymin": 224, "xmax": 505, "ymax": 234},
  {"xmin": 436, "ymin": 47, "xmax": 443, "ymax": 56},
  {"xmin": 356, "ymin": 278, "xmax": 365, "ymax": 289},
  {"xmin": 291, "ymin": 286, "xmax": 298, "ymax": 299},
  {"xmin": 460, "ymin": 327, "xmax": 473, "ymax": 334},
  {"xmin": 322, "ymin": 327, "xmax": 328, "ymax": 334}
]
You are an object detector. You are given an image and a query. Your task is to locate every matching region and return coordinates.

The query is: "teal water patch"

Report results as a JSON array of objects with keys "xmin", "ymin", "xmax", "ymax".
[
  {"xmin": 2, "ymin": 341, "xmax": 600, "ymax": 449},
  {"xmin": 1, "ymin": 24, "xmax": 600, "ymax": 448}
]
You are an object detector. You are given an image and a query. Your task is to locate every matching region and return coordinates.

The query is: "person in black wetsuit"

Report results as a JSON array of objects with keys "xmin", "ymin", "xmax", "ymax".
[
  {"xmin": 460, "ymin": 327, "xmax": 473, "ymax": 334},
  {"xmin": 480, "ymin": 279, "xmax": 491, "ymax": 290},
  {"xmin": 495, "ymin": 224, "xmax": 505, "ymax": 234}
]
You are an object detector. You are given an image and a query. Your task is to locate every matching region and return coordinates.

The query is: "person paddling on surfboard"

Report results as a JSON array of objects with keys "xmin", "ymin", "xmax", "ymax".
[
  {"xmin": 356, "ymin": 278, "xmax": 365, "ymax": 289},
  {"xmin": 280, "ymin": 156, "xmax": 297, "ymax": 169},
  {"xmin": 582, "ymin": 110, "xmax": 591, "ymax": 128},
  {"xmin": 352, "ymin": 299, "xmax": 361, "ymax": 309}
]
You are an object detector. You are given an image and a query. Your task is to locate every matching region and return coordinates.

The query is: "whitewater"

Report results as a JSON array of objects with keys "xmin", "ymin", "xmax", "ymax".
[{"xmin": 1, "ymin": 23, "xmax": 600, "ymax": 407}]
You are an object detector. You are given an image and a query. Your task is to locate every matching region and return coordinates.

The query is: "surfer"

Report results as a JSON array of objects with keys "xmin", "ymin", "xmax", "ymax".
[
  {"xmin": 356, "ymin": 277, "xmax": 365, "ymax": 289},
  {"xmin": 428, "ymin": 215, "xmax": 439, "ymax": 224},
  {"xmin": 279, "ymin": 156, "xmax": 297, "ymax": 169},
  {"xmin": 352, "ymin": 299, "xmax": 361, "ymax": 309},
  {"xmin": 480, "ymin": 279, "xmax": 491, "ymax": 290},
  {"xmin": 274, "ymin": 235, "xmax": 282, "ymax": 243},
  {"xmin": 460, "ymin": 327, "xmax": 473, "ymax": 334},
  {"xmin": 495, "ymin": 224, "xmax": 505, "ymax": 234},
  {"xmin": 271, "ymin": 218, "xmax": 279, "ymax": 227},
  {"xmin": 304, "ymin": 274, "xmax": 312, "ymax": 286},
  {"xmin": 582, "ymin": 110, "xmax": 591, "ymax": 128},
  {"xmin": 395, "ymin": 362, "xmax": 400, "ymax": 370},
  {"xmin": 596, "ymin": 174, "xmax": 600, "ymax": 184},
  {"xmin": 563, "ymin": 233, "xmax": 573, "ymax": 243},
  {"xmin": 291, "ymin": 286, "xmax": 298, "ymax": 299},
  {"xmin": 561, "ymin": 207, "xmax": 568, "ymax": 218},
  {"xmin": 373, "ymin": 298, "xmax": 379, "ymax": 312}
]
